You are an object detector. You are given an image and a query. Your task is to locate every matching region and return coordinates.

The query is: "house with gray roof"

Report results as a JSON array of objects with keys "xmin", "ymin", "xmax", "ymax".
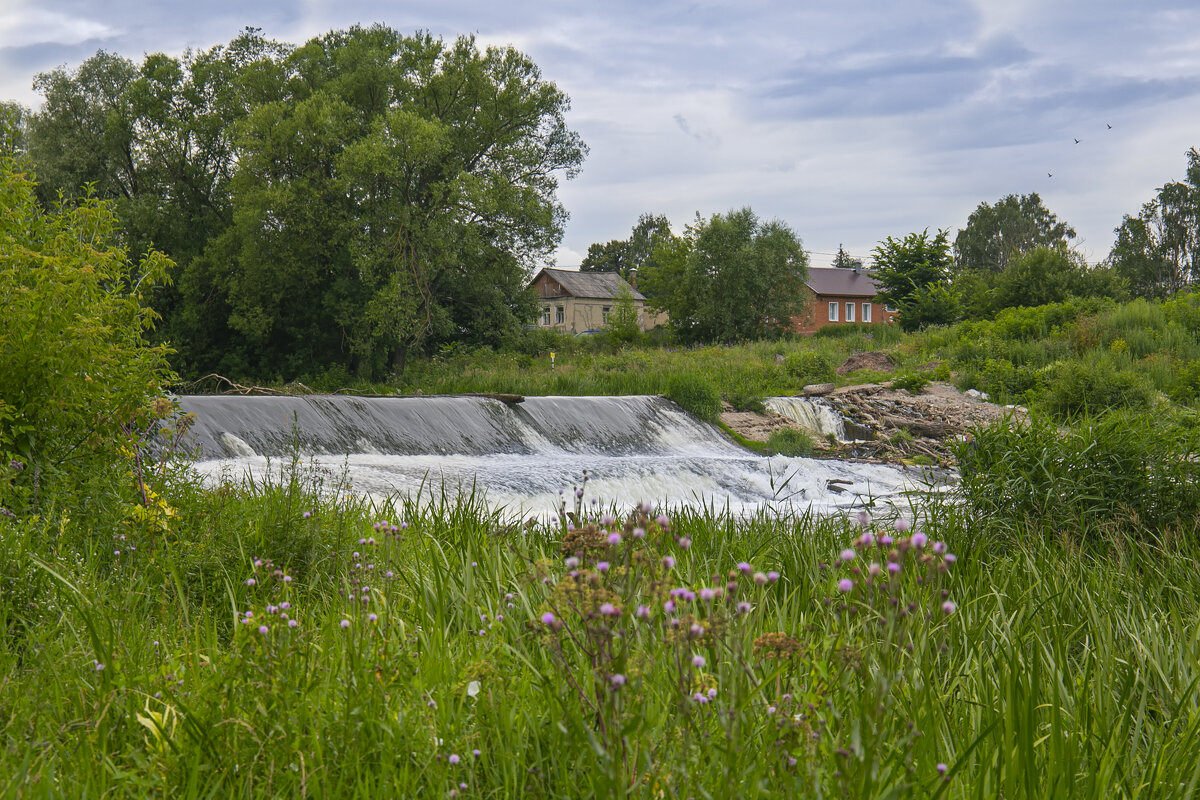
[
  {"xmin": 529, "ymin": 268, "xmax": 665, "ymax": 333},
  {"xmin": 791, "ymin": 267, "xmax": 898, "ymax": 333}
]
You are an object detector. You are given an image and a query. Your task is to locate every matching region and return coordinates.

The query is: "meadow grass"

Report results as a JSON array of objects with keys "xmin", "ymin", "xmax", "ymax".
[{"xmin": 2, "ymin": 462, "xmax": 1199, "ymax": 798}]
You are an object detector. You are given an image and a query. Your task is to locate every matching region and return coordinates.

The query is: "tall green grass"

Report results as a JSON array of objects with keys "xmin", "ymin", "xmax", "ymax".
[{"xmin": 2, "ymin": 463, "xmax": 1199, "ymax": 797}]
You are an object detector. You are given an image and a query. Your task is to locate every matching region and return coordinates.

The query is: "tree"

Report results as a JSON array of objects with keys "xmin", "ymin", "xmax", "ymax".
[
  {"xmin": 580, "ymin": 212, "xmax": 672, "ymax": 281},
  {"xmin": 954, "ymin": 193, "xmax": 1075, "ymax": 273},
  {"xmin": 832, "ymin": 244, "xmax": 863, "ymax": 270},
  {"xmin": 871, "ymin": 229, "xmax": 956, "ymax": 331},
  {"xmin": 0, "ymin": 155, "xmax": 174, "ymax": 513},
  {"xmin": 639, "ymin": 207, "xmax": 808, "ymax": 343},
  {"xmin": 1108, "ymin": 148, "xmax": 1200, "ymax": 299},
  {"xmin": 26, "ymin": 26, "xmax": 586, "ymax": 379}
]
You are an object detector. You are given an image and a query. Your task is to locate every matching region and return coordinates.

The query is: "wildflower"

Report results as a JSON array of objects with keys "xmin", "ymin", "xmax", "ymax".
[
  {"xmin": 707, "ymin": 688, "xmax": 717, "ymax": 699},
  {"xmin": 656, "ymin": 514, "xmax": 670, "ymax": 529},
  {"xmin": 280, "ymin": 601, "xmax": 291, "ymax": 610},
  {"xmin": 753, "ymin": 572, "xmax": 768, "ymax": 585},
  {"xmin": 662, "ymin": 556, "xmax": 676, "ymax": 569},
  {"xmin": 610, "ymin": 673, "xmax": 627, "ymax": 688},
  {"xmin": 632, "ymin": 527, "xmax": 646, "ymax": 539},
  {"xmin": 858, "ymin": 532, "xmax": 875, "ymax": 548},
  {"xmin": 636, "ymin": 605, "xmax": 650, "ymax": 619},
  {"xmin": 664, "ymin": 600, "xmax": 676, "ymax": 613},
  {"xmin": 601, "ymin": 514, "xmax": 616, "ymax": 526},
  {"xmin": 737, "ymin": 562, "xmax": 752, "ymax": 574},
  {"xmin": 840, "ymin": 548, "xmax": 856, "ymax": 563},
  {"xmin": 737, "ymin": 601, "xmax": 752, "ymax": 614},
  {"xmin": 599, "ymin": 602, "xmax": 619, "ymax": 617},
  {"xmin": 868, "ymin": 563, "xmax": 882, "ymax": 577},
  {"xmin": 258, "ymin": 625, "xmax": 269, "ymax": 635},
  {"xmin": 932, "ymin": 541, "xmax": 947, "ymax": 554},
  {"xmin": 837, "ymin": 578, "xmax": 854, "ymax": 593},
  {"xmin": 245, "ymin": 578, "xmax": 256, "ymax": 586},
  {"xmin": 895, "ymin": 518, "xmax": 910, "ymax": 532},
  {"xmin": 368, "ymin": 613, "xmax": 378, "ymax": 623},
  {"xmin": 94, "ymin": 661, "xmax": 105, "ymax": 672},
  {"xmin": 856, "ymin": 510, "xmax": 870, "ymax": 526},
  {"xmin": 693, "ymin": 692, "xmax": 709, "ymax": 704},
  {"xmin": 596, "ymin": 561, "xmax": 609, "ymax": 573},
  {"xmin": 302, "ymin": 511, "xmax": 311, "ymax": 519},
  {"xmin": 767, "ymin": 571, "xmax": 780, "ymax": 582},
  {"xmin": 607, "ymin": 532, "xmax": 621, "ymax": 546},
  {"xmin": 689, "ymin": 623, "xmax": 705, "ymax": 638},
  {"xmin": 288, "ymin": 619, "xmax": 298, "ymax": 628},
  {"xmin": 678, "ymin": 537, "xmax": 691, "ymax": 550},
  {"xmin": 340, "ymin": 619, "xmax": 351, "ymax": 629},
  {"xmin": 473, "ymin": 749, "xmax": 481, "ymax": 757},
  {"xmin": 449, "ymin": 754, "xmax": 460, "ymax": 765},
  {"xmin": 575, "ymin": 488, "xmax": 584, "ymax": 498},
  {"xmin": 942, "ymin": 601, "xmax": 957, "ymax": 615},
  {"xmin": 692, "ymin": 654, "xmax": 706, "ymax": 668},
  {"xmin": 767, "ymin": 705, "xmax": 777, "ymax": 714},
  {"xmin": 427, "ymin": 699, "xmax": 437, "ymax": 708},
  {"xmin": 283, "ymin": 575, "xmax": 292, "ymax": 583},
  {"xmin": 911, "ymin": 532, "xmax": 928, "ymax": 548},
  {"xmin": 541, "ymin": 612, "xmax": 560, "ymax": 630},
  {"xmin": 565, "ymin": 556, "xmax": 579, "ymax": 569},
  {"xmin": 937, "ymin": 763, "xmax": 948, "ymax": 775},
  {"xmin": 945, "ymin": 553, "xmax": 957, "ymax": 564},
  {"xmin": 887, "ymin": 562, "xmax": 902, "ymax": 574},
  {"xmin": 699, "ymin": 588, "xmax": 715, "ymax": 601},
  {"xmin": 467, "ymin": 681, "xmax": 481, "ymax": 697},
  {"xmin": 880, "ymin": 534, "xmax": 894, "ymax": 545},
  {"xmin": 244, "ymin": 610, "xmax": 254, "ymax": 618}
]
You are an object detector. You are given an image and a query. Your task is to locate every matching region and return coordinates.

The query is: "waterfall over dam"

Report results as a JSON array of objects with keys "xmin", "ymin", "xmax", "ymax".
[{"xmin": 178, "ymin": 395, "xmax": 933, "ymax": 516}]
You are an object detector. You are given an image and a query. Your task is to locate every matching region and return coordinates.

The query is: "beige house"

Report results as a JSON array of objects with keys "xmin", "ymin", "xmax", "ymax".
[{"xmin": 529, "ymin": 268, "xmax": 664, "ymax": 333}]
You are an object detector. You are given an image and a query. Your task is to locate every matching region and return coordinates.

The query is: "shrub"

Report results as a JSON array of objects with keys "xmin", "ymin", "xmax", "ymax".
[
  {"xmin": 666, "ymin": 374, "xmax": 722, "ymax": 421},
  {"xmin": 1039, "ymin": 353, "xmax": 1153, "ymax": 419},
  {"xmin": 783, "ymin": 351, "xmax": 835, "ymax": 384},
  {"xmin": 766, "ymin": 427, "xmax": 813, "ymax": 456},
  {"xmin": 955, "ymin": 410, "xmax": 1200, "ymax": 535},
  {"xmin": 889, "ymin": 371, "xmax": 929, "ymax": 394},
  {"xmin": 725, "ymin": 391, "xmax": 766, "ymax": 414}
]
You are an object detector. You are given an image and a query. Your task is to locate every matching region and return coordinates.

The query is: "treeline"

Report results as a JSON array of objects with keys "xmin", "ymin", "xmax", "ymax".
[{"xmin": 1, "ymin": 25, "xmax": 585, "ymax": 381}]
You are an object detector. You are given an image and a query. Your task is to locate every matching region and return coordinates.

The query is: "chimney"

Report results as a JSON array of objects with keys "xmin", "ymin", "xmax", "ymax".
[{"xmin": 628, "ymin": 267, "xmax": 638, "ymax": 289}]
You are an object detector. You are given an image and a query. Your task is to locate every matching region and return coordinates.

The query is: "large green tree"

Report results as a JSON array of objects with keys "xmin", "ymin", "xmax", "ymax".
[
  {"xmin": 1108, "ymin": 148, "xmax": 1200, "ymax": 299},
  {"xmin": 25, "ymin": 25, "xmax": 585, "ymax": 380},
  {"xmin": 954, "ymin": 193, "xmax": 1075, "ymax": 274},
  {"xmin": 639, "ymin": 208, "xmax": 807, "ymax": 343},
  {"xmin": 580, "ymin": 212, "xmax": 672, "ymax": 282},
  {"xmin": 871, "ymin": 229, "xmax": 958, "ymax": 331}
]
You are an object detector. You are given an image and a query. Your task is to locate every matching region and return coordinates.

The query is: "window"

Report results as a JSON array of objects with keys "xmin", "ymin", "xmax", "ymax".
[
  {"xmin": 541, "ymin": 306, "xmax": 551, "ymax": 326},
  {"xmin": 845, "ymin": 301, "xmax": 855, "ymax": 323},
  {"xmin": 556, "ymin": 306, "xmax": 565, "ymax": 325},
  {"xmin": 884, "ymin": 304, "xmax": 898, "ymax": 313},
  {"xmin": 828, "ymin": 301, "xmax": 838, "ymax": 322},
  {"xmin": 602, "ymin": 306, "xmax": 611, "ymax": 323},
  {"xmin": 862, "ymin": 303, "xmax": 872, "ymax": 323}
]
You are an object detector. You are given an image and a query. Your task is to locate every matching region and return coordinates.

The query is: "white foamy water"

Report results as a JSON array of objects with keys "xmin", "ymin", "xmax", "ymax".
[{"xmin": 178, "ymin": 395, "xmax": 939, "ymax": 518}]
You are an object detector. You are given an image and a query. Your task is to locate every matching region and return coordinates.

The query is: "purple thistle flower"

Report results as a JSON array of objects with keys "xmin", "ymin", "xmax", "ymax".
[
  {"xmin": 932, "ymin": 541, "xmax": 947, "ymax": 554},
  {"xmin": 94, "ymin": 661, "xmax": 105, "ymax": 672},
  {"xmin": 699, "ymin": 588, "xmax": 715, "ymax": 601},
  {"xmin": 245, "ymin": 578, "xmax": 256, "ymax": 586},
  {"xmin": 368, "ymin": 613, "xmax": 378, "ymax": 622},
  {"xmin": 541, "ymin": 612, "xmax": 559, "ymax": 629},
  {"xmin": 340, "ymin": 619, "xmax": 350, "ymax": 629},
  {"xmin": 565, "ymin": 556, "xmax": 579, "ymax": 569},
  {"xmin": 656, "ymin": 514, "xmax": 670, "ymax": 529},
  {"xmin": 258, "ymin": 625, "xmax": 269, "ymax": 634},
  {"xmin": 632, "ymin": 527, "xmax": 645, "ymax": 539},
  {"xmin": 858, "ymin": 532, "xmax": 875, "ymax": 548},
  {"xmin": 610, "ymin": 673, "xmax": 627, "ymax": 688},
  {"xmin": 607, "ymin": 532, "xmax": 621, "ymax": 546},
  {"xmin": 636, "ymin": 605, "xmax": 650, "ymax": 619},
  {"xmin": 662, "ymin": 556, "xmax": 676, "ymax": 569},
  {"xmin": 753, "ymin": 572, "xmax": 768, "ymax": 585},
  {"xmin": 693, "ymin": 692, "xmax": 708, "ymax": 704},
  {"xmin": 911, "ymin": 532, "xmax": 928, "ymax": 548},
  {"xmin": 302, "ymin": 511, "xmax": 311, "ymax": 519},
  {"xmin": 937, "ymin": 763, "xmax": 948, "ymax": 775},
  {"xmin": 767, "ymin": 571, "xmax": 780, "ymax": 582},
  {"xmin": 868, "ymin": 563, "xmax": 883, "ymax": 577},
  {"xmin": 692, "ymin": 654, "xmax": 706, "ymax": 668},
  {"xmin": 945, "ymin": 553, "xmax": 957, "ymax": 564},
  {"xmin": 887, "ymin": 562, "xmax": 902, "ymax": 574},
  {"xmin": 599, "ymin": 602, "xmax": 618, "ymax": 617},
  {"xmin": 942, "ymin": 601, "xmax": 957, "ymax": 615},
  {"xmin": 895, "ymin": 518, "xmax": 910, "ymax": 532},
  {"xmin": 737, "ymin": 562, "xmax": 752, "ymax": 574},
  {"xmin": 857, "ymin": 510, "xmax": 870, "ymax": 526},
  {"xmin": 767, "ymin": 705, "xmax": 777, "ymax": 715},
  {"xmin": 473, "ymin": 749, "xmax": 481, "ymax": 757},
  {"xmin": 678, "ymin": 537, "xmax": 691, "ymax": 550},
  {"xmin": 880, "ymin": 534, "xmax": 894, "ymax": 545},
  {"xmin": 283, "ymin": 575, "xmax": 292, "ymax": 583},
  {"xmin": 737, "ymin": 601, "xmax": 752, "ymax": 614},
  {"xmin": 664, "ymin": 600, "xmax": 676, "ymax": 613},
  {"xmin": 707, "ymin": 688, "xmax": 717, "ymax": 699},
  {"xmin": 838, "ymin": 578, "xmax": 854, "ymax": 593},
  {"xmin": 601, "ymin": 514, "xmax": 616, "ymax": 526},
  {"xmin": 288, "ymin": 619, "xmax": 298, "ymax": 628},
  {"xmin": 840, "ymin": 548, "xmax": 856, "ymax": 563},
  {"xmin": 596, "ymin": 561, "xmax": 609, "ymax": 573},
  {"xmin": 448, "ymin": 754, "xmax": 460, "ymax": 765}
]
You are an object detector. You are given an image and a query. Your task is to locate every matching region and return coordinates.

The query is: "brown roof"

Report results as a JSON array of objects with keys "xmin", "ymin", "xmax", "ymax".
[
  {"xmin": 805, "ymin": 267, "xmax": 881, "ymax": 298},
  {"xmin": 533, "ymin": 268, "xmax": 646, "ymax": 301}
]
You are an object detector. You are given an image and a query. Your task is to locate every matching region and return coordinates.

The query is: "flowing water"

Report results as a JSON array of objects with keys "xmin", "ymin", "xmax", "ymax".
[{"xmin": 178, "ymin": 395, "xmax": 938, "ymax": 517}]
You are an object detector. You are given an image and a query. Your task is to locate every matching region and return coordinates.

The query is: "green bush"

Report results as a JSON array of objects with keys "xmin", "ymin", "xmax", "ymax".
[
  {"xmin": 889, "ymin": 371, "xmax": 929, "ymax": 394},
  {"xmin": 956, "ymin": 410, "xmax": 1200, "ymax": 535},
  {"xmin": 1039, "ymin": 353, "xmax": 1153, "ymax": 419},
  {"xmin": 783, "ymin": 351, "xmax": 835, "ymax": 384},
  {"xmin": 724, "ymin": 391, "xmax": 766, "ymax": 414},
  {"xmin": 666, "ymin": 374, "xmax": 722, "ymax": 421},
  {"xmin": 766, "ymin": 427, "xmax": 814, "ymax": 456}
]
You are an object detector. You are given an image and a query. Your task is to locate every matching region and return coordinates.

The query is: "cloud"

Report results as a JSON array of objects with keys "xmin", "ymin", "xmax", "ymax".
[{"xmin": 0, "ymin": 6, "xmax": 118, "ymax": 48}]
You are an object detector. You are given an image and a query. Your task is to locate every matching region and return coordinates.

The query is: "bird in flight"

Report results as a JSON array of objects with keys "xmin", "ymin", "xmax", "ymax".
[
  {"xmin": 1107, "ymin": 123, "xmax": 1113, "ymax": 129},
  {"xmin": 1047, "ymin": 172, "xmax": 1053, "ymax": 178},
  {"xmin": 1074, "ymin": 138, "xmax": 1081, "ymax": 144}
]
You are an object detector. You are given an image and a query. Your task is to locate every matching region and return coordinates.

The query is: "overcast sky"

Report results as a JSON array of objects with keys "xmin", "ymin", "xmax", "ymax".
[{"xmin": 3, "ymin": 0, "xmax": 1199, "ymax": 267}]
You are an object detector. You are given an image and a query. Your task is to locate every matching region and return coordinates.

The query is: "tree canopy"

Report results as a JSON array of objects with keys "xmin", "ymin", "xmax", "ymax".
[
  {"xmin": 1107, "ymin": 148, "xmax": 1200, "ymax": 299},
  {"xmin": 639, "ymin": 208, "xmax": 808, "ymax": 343},
  {"xmin": 871, "ymin": 230, "xmax": 957, "ymax": 331},
  {"xmin": 580, "ymin": 213, "xmax": 672, "ymax": 282},
  {"xmin": 954, "ymin": 193, "xmax": 1075, "ymax": 274},
  {"xmin": 23, "ymin": 26, "xmax": 586, "ymax": 380}
]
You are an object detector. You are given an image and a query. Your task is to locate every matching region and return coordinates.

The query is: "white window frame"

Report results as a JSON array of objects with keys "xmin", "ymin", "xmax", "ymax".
[
  {"xmin": 828, "ymin": 301, "xmax": 838, "ymax": 322},
  {"xmin": 862, "ymin": 302, "xmax": 872, "ymax": 323},
  {"xmin": 845, "ymin": 301, "xmax": 855, "ymax": 323},
  {"xmin": 884, "ymin": 304, "xmax": 898, "ymax": 313}
]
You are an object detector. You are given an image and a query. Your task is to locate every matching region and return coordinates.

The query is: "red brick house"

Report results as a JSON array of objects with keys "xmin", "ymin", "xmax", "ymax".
[{"xmin": 791, "ymin": 267, "xmax": 898, "ymax": 333}]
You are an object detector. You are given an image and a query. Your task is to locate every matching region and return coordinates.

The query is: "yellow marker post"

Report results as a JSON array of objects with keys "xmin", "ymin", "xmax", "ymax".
[{"xmin": 550, "ymin": 351, "xmax": 556, "ymax": 370}]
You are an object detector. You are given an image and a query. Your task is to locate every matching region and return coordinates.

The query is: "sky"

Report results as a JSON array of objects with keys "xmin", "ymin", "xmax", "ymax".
[{"xmin": 2, "ymin": 0, "xmax": 1199, "ymax": 268}]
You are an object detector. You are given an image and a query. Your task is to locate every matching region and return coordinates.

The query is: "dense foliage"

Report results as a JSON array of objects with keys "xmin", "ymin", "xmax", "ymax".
[
  {"xmin": 639, "ymin": 207, "xmax": 808, "ymax": 343},
  {"xmin": 579, "ymin": 212, "xmax": 672, "ymax": 283},
  {"xmin": 870, "ymin": 229, "xmax": 958, "ymax": 331},
  {"xmin": 0, "ymin": 156, "xmax": 174, "ymax": 514},
  {"xmin": 953, "ymin": 192, "xmax": 1076, "ymax": 273},
  {"xmin": 23, "ymin": 26, "xmax": 586, "ymax": 380}
]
